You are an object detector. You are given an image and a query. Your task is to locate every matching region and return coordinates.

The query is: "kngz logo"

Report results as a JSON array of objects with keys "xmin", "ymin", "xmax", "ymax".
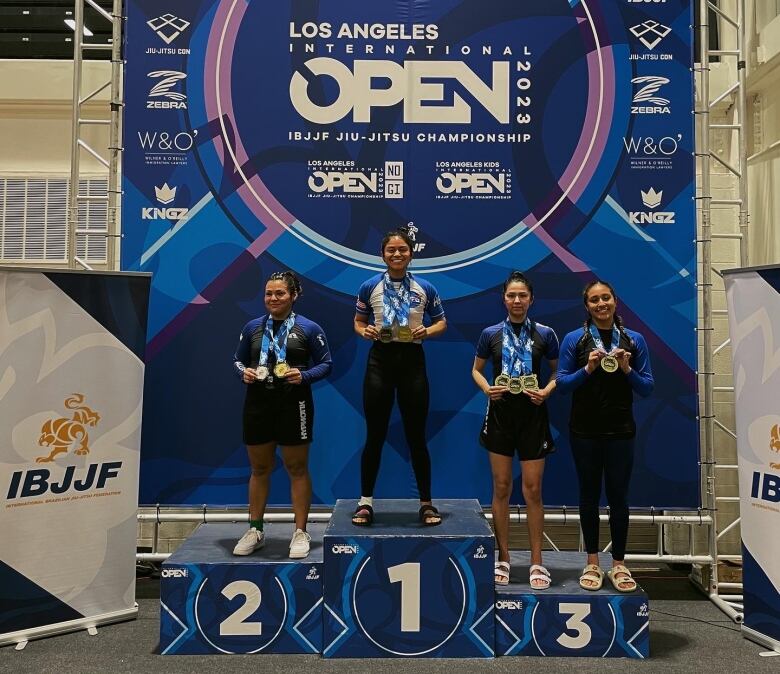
[
  {"xmin": 631, "ymin": 76, "xmax": 670, "ymax": 114},
  {"xmin": 496, "ymin": 600, "xmax": 523, "ymax": 610},
  {"xmin": 161, "ymin": 568, "xmax": 188, "ymax": 579},
  {"xmin": 623, "ymin": 135, "xmax": 681, "ymax": 155},
  {"xmin": 331, "ymin": 544, "xmax": 359, "ymax": 554},
  {"xmin": 629, "ymin": 187, "xmax": 676, "ymax": 224},
  {"xmin": 436, "ymin": 172, "xmax": 508, "ymax": 195},
  {"xmin": 629, "ymin": 20, "xmax": 671, "ymax": 50},
  {"xmin": 142, "ymin": 183, "xmax": 189, "ymax": 221},
  {"xmin": 146, "ymin": 71, "xmax": 187, "ymax": 109},
  {"xmin": 290, "ymin": 59, "xmax": 509, "ymax": 124},
  {"xmin": 147, "ymin": 14, "xmax": 190, "ymax": 44},
  {"xmin": 308, "ymin": 171, "xmax": 379, "ymax": 194}
]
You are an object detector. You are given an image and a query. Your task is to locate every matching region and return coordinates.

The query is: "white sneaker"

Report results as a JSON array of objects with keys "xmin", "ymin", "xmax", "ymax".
[
  {"xmin": 289, "ymin": 528, "xmax": 311, "ymax": 559},
  {"xmin": 233, "ymin": 528, "xmax": 265, "ymax": 556}
]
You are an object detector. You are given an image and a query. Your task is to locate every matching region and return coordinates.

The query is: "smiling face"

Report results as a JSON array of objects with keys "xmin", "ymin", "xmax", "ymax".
[
  {"xmin": 264, "ymin": 279, "xmax": 295, "ymax": 319},
  {"xmin": 504, "ymin": 281, "xmax": 533, "ymax": 323},
  {"xmin": 382, "ymin": 235, "xmax": 412, "ymax": 276},
  {"xmin": 585, "ymin": 283, "xmax": 617, "ymax": 328}
]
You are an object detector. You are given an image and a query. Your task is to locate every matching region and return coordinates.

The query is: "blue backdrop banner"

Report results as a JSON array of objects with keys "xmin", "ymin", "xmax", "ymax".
[{"xmin": 123, "ymin": 0, "xmax": 698, "ymax": 507}]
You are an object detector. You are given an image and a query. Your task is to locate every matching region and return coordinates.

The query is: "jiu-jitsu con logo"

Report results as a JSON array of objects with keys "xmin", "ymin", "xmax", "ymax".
[
  {"xmin": 435, "ymin": 162, "xmax": 511, "ymax": 200},
  {"xmin": 307, "ymin": 161, "xmax": 403, "ymax": 199},
  {"xmin": 290, "ymin": 59, "xmax": 511, "ymax": 124},
  {"xmin": 146, "ymin": 14, "xmax": 191, "ymax": 55},
  {"xmin": 629, "ymin": 20, "xmax": 673, "ymax": 59},
  {"xmin": 146, "ymin": 70, "xmax": 187, "ymax": 110},
  {"xmin": 142, "ymin": 183, "xmax": 189, "ymax": 221},
  {"xmin": 629, "ymin": 188, "xmax": 676, "ymax": 224},
  {"xmin": 36, "ymin": 394, "xmax": 100, "ymax": 463},
  {"xmin": 631, "ymin": 76, "xmax": 671, "ymax": 114},
  {"xmin": 5, "ymin": 394, "xmax": 123, "ymax": 501}
]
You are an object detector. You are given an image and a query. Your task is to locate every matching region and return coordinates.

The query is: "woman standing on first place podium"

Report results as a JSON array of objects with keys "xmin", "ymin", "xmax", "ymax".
[
  {"xmin": 232, "ymin": 271, "xmax": 332, "ymax": 559},
  {"xmin": 352, "ymin": 228, "xmax": 447, "ymax": 527},
  {"xmin": 472, "ymin": 271, "xmax": 559, "ymax": 588},
  {"xmin": 556, "ymin": 280, "xmax": 654, "ymax": 593}
]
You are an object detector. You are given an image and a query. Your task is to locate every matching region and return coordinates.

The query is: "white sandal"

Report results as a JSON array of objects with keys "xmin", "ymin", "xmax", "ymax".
[
  {"xmin": 494, "ymin": 561, "xmax": 510, "ymax": 586},
  {"xmin": 529, "ymin": 564, "xmax": 551, "ymax": 590}
]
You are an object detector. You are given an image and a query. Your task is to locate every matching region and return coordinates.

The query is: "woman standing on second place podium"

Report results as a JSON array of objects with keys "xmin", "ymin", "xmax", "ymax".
[
  {"xmin": 352, "ymin": 228, "xmax": 447, "ymax": 527},
  {"xmin": 556, "ymin": 280, "xmax": 654, "ymax": 593},
  {"xmin": 472, "ymin": 271, "xmax": 559, "ymax": 588},
  {"xmin": 232, "ymin": 271, "xmax": 332, "ymax": 559}
]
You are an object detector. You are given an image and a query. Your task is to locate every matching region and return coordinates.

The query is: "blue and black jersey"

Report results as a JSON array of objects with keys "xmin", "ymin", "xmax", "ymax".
[{"xmin": 476, "ymin": 320, "xmax": 559, "ymax": 380}]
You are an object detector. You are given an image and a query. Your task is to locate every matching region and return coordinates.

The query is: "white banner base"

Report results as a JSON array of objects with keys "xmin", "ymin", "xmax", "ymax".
[{"xmin": 743, "ymin": 625, "xmax": 780, "ymax": 654}]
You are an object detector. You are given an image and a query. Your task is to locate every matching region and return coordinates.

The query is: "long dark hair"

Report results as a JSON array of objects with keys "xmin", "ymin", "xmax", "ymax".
[
  {"xmin": 380, "ymin": 227, "xmax": 414, "ymax": 256},
  {"xmin": 267, "ymin": 270, "xmax": 302, "ymax": 301},
  {"xmin": 503, "ymin": 270, "xmax": 534, "ymax": 298},
  {"xmin": 582, "ymin": 279, "xmax": 624, "ymax": 331}
]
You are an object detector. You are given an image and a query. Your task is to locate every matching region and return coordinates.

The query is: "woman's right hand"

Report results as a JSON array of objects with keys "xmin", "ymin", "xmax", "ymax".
[
  {"xmin": 485, "ymin": 385, "xmax": 507, "ymax": 401},
  {"xmin": 585, "ymin": 349, "xmax": 602, "ymax": 374},
  {"xmin": 362, "ymin": 324, "xmax": 379, "ymax": 340},
  {"xmin": 242, "ymin": 368, "xmax": 257, "ymax": 384}
]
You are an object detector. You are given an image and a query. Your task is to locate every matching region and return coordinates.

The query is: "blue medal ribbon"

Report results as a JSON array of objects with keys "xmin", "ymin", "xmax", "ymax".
[
  {"xmin": 501, "ymin": 318, "xmax": 533, "ymax": 376},
  {"xmin": 260, "ymin": 312, "xmax": 296, "ymax": 366},
  {"xmin": 382, "ymin": 272, "xmax": 411, "ymax": 328},
  {"xmin": 588, "ymin": 323, "xmax": 620, "ymax": 354}
]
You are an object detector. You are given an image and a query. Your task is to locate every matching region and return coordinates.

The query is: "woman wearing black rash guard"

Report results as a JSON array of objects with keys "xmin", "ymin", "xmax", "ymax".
[
  {"xmin": 352, "ymin": 228, "xmax": 447, "ymax": 526},
  {"xmin": 232, "ymin": 271, "xmax": 332, "ymax": 559},
  {"xmin": 556, "ymin": 280, "xmax": 654, "ymax": 592}
]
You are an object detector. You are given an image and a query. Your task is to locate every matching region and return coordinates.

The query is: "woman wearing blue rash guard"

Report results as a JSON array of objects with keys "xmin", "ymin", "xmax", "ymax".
[
  {"xmin": 232, "ymin": 271, "xmax": 332, "ymax": 559},
  {"xmin": 556, "ymin": 280, "xmax": 654, "ymax": 593}
]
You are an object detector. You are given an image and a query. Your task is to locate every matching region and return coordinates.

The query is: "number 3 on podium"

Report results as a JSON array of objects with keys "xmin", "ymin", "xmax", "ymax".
[{"xmin": 556, "ymin": 602, "xmax": 592, "ymax": 649}]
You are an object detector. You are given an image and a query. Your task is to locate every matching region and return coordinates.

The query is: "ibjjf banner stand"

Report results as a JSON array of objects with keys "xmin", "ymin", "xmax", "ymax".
[
  {"xmin": 724, "ymin": 265, "xmax": 780, "ymax": 653},
  {"xmin": 0, "ymin": 268, "xmax": 151, "ymax": 646}
]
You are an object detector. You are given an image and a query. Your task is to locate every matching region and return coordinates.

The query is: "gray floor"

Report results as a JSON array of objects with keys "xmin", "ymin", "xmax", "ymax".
[{"xmin": 1, "ymin": 568, "xmax": 777, "ymax": 673}]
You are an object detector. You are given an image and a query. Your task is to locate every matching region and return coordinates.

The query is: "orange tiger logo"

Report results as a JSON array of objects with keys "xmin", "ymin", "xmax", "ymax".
[
  {"xmin": 36, "ymin": 394, "xmax": 101, "ymax": 463},
  {"xmin": 770, "ymin": 424, "xmax": 780, "ymax": 470}
]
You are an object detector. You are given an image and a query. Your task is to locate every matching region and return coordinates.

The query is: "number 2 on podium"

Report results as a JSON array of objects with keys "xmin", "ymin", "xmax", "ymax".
[{"xmin": 388, "ymin": 562, "xmax": 421, "ymax": 632}]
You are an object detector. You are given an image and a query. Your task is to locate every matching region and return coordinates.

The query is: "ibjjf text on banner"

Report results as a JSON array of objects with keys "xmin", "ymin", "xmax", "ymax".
[{"xmin": 123, "ymin": 1, "xmax": 699, "ymax": 507}]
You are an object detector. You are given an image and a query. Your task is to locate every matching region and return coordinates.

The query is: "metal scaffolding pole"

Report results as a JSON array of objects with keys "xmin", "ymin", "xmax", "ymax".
[{"xmin": 68, "ymin": 0, "xmax": 124, "ymax": 270}]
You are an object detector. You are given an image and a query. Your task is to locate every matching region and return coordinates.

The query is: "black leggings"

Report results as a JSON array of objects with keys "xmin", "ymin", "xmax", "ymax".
[
  {"xmin": 570, "ymin": 436, "xmax": 635, "ymax": 560},
  {"xmin": 361, "ymin": 342, "xmax": 432, "ymax": 501}
]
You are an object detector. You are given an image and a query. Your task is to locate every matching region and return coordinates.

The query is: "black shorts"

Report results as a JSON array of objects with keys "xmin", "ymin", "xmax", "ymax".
[
  {"xmin": 479, "ymin": 396, "xmax": 554, "ymax": 460},
  {"xmin": 243, "ymin": 384, "xmax": 314, "ymax": 445}
]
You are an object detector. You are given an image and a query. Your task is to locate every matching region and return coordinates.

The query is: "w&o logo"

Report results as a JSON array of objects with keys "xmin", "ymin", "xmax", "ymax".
[{"xmin": 36, "ymin": 394, "xmax": 100, "ymax": 463}]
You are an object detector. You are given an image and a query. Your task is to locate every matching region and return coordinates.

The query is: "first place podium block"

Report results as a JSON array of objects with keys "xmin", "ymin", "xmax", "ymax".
[
  {"xmin": 495, "ymin": 552, "xmax": 649, "ymax": 658},
  {"xmin": 160, "ymin": 522, "xmax": 324, "ymax": 655},
  {"xmin": 323, "ymin": 499, "xmax": 495, "ymax": 658}
]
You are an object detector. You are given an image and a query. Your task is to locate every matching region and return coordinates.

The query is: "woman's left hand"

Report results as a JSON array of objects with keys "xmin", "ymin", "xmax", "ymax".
[
  {"xmin": 283, "ymin": 368, "xmax": 303, "ymax": 384},
  {"xmin": 523, "ymin": 387, "xmax": 550, "ymax": 406},
  {"xmin": 411, "ymin": 325, "xmax": 428, "ymax": 340}
]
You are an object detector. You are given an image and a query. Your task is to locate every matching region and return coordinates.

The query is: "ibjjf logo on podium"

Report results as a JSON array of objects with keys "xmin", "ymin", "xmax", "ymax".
[
  {"xmin": 160, "ymin": 562, "xmax": 322, "ymax": 655},
  {"xmin": 495, "ymin": 594, "xmax": 649, "ymax": 658},
  {"xmin": 323, "ymin": 536, "xmax": 494, "ymax": 658}
]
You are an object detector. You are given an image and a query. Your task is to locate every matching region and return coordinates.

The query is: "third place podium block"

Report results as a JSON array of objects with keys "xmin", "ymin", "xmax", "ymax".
[
  {"xmin": 160, "ymin": 522, "xmax": 324, "ymax": 655},
  {"xmin": 494, "ymin": 551, "xmax": 649, "ymax": 658},
  {"xmin": 323, "ymin": 499, "xmax": 495, "ymax": 658}
]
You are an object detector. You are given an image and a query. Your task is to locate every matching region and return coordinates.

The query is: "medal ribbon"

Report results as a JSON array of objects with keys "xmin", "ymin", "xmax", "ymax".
[
  {"xmin": 382, "ymin": 272, "xmax": 411, "ymax": 328},
  {"xmin": 501, "ymin": 318, "xmax": 533, "ymax": 376},
  {"xmin": 260, "ymin": 312, "xmax": 296, "ymax": 366},
  {"xmin": 588, "ymin": 323, "xmax": 620, "ymax": 354}
]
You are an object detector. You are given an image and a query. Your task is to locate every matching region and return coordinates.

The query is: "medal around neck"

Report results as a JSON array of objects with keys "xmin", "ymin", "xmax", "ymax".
[
  {"xmin": 274, "ymin": 361, "xmax": 290, "ymax": 377},
  {"xmin": 600, "ymin": 355, "xmax": 619, "ymax": 373},
  {"xmin": 379, "ymin": 326, "xmax": 393, "ymax": 343},
  {"xmin": 494, "ymin": 374, "xmax": 511, "ymax": 388},
  {"xmin": 397, "ymin": 325, "xmax": 413, "ymax": 342},
  {"xmin": 509, "ymin": 377, "xmax": 524, "ymax": 395}
]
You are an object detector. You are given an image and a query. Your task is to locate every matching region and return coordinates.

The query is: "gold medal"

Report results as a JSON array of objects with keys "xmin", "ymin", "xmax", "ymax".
[
  {"xmin": 509, "ymin": 377, "xmax": 524, "ymax": 395},
  {"xmin": 397, "ymin": 325, "xmax": 413, "ymax": 342},
  {"xmin": 274, "ymin": 361, "xmax": 290, "ymax": 377},
  {"xmin": 494, "ymin": 374, "xmax": 511, "ymax": 388},
  {"xmin": 521, "ymin": 374, "xmax": 540, "ymax": 391},
  {"xmin": 601, "ymin": 355, "xmax": 619, "ymax": 373},
  {"xmin": 255, "ymin": 366, "xmax": 269, "ymax": 382},
  {"xmin": 379, "ymin": 326, "xmax": 393, "ymax": 343}
]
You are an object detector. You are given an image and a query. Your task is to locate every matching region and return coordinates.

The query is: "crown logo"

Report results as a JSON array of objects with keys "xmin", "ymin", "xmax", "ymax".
[
  {"xmin": 155, "ymin": 183, "xmax": 176, "ymax": 204},
  {"xmin": 641, "ymin": 187, "xmax": 662, "ymax": 209}
]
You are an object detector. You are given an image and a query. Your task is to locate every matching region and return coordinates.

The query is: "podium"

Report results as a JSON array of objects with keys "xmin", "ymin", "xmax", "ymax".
[
  {"xmin": 322, "ymin": 499, "xmax": 495, "ymax": 658},
  {"xmin": 494, "ymin": 552, "xmax": 649, "ymax": 658},
  {"xmin": 159, "ymin": 522, "xmax": 324, "ymax": 654}
]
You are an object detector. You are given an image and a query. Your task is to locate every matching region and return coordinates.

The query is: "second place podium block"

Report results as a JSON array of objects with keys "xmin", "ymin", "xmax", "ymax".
[{"xmin": 322, "ymin": 499, "xmax": 495, "ymax": 658}]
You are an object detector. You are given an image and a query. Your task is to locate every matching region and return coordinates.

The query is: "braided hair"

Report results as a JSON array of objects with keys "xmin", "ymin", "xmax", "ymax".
[
  {"xmin": 580, "ymin": 279, "xmax": 632, "ymax": 348},
  {"xmin": 267, "ymin": 270, "xmax": 302, "ymax": 301},
  {"xmin": 502, "ymin": 270, "xmax": 534, "ymax": 298}
]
